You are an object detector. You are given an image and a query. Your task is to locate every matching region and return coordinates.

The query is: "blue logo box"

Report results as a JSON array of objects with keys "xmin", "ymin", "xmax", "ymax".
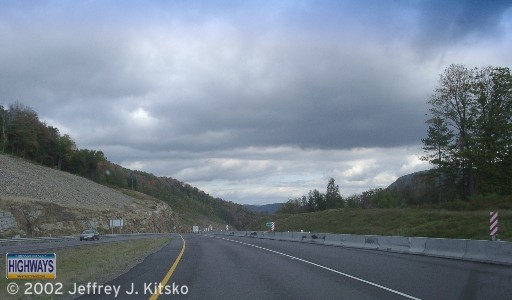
[{"xmin": 6, "ymin": 253, "xmax": 56, "ymax": 279}]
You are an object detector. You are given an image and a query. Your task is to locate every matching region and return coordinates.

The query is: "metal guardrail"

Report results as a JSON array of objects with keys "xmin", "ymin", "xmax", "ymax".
[{"xmin": 0, "ymin": 233, "xmax": 171, "ymax": 245}]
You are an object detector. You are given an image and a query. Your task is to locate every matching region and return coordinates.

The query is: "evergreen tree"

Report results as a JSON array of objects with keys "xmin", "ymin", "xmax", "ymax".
[{"xmin": 326, "ymin": 178, "xmax": 343, "ymax": 209}]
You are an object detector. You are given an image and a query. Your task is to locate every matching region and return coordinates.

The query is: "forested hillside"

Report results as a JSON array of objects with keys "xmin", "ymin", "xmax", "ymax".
[{"xmin": 0, "ymin": 102, "xmax": 256, "ymax": 229}]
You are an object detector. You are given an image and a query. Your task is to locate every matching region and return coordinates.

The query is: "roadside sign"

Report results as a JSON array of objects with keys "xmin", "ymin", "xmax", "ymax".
[
  {"xmin": 266, "ymin": 222, "xmax": 275, "ymax": 231},
  {"xmin": 109, "ymin": 219, "xmax": 124, "ymax": 227}
]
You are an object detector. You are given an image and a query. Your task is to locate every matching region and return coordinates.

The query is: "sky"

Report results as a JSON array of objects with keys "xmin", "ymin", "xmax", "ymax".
[{"xmin": 1, "ymin": 0, "xmax": 511, "ymax": 205}]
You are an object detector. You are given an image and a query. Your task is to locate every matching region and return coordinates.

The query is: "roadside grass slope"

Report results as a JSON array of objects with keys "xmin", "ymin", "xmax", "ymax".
[
  {"xmin": 0, "ymin": 237, "xmax": 170, "ymax": 300},
  {"xmin": 254, "ymin": 208, "xmax": 512, "ymax": 241}
]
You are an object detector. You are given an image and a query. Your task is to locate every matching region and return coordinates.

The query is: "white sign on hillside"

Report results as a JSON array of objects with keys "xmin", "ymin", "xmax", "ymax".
[
  {"xmin": 110, "ymin": 219, "xmax": 124, "ymax": 234},
  {"xmin": 110, "ymin": 219, "xmax": 124, "ymax": 227}
]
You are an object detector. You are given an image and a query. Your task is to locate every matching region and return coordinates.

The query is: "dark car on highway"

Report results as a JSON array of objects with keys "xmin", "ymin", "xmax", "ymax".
[{"xmin": 80, "ymin": 229, "xmax": 100, "ymax": 241}]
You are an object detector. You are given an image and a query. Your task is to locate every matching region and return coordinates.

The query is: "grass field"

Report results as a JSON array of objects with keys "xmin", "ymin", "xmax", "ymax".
[
  {"xmin": 254, "ymin": 208, "xmax": 512, "ymax": 241},
  {"xmin": 0, "ymin": 237, "xmax": 170, "ymax": 299}
]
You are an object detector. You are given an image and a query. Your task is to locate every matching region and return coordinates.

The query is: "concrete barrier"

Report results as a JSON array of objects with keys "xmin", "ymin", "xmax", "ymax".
[
  {"xmin": 377, "ymin": 236, "xmax": 410, "ymax": 253},
  {"xmin": 274, "ymin": 232, "xmax": 289, "ymax": 241},
  {"xmin": 424, "ymin": 238, "xmax": 468, "ymax": 259},
  {"xmin": 302, "ymin": 233, "xmax": 326, "ymax": 244},
  {"xmin": 291, "ymin": 232, "xmax": 306, "ymax": 240},
  {"xmin": 409, "ymin": 237, "xmax": 427, "ymax": 254},
  {"xmin": 281, "ymin": 232, "xmax": 296, "ymax": 241},
  {"xmin": 363, "ymin": 235, "xmax": 380, "ymax": 250},
  {"xmin": 209, "ymin": 231, "xmax": 512, "ymax": 265},
  {"xmin": 324, "ymin": 233, "xmax": 340, "ymax": 246},
  {"xmin": 464, "ymin": 240, "xmax": 512, "ymax": 265},
  {"xmin": 340, "ymin": 234, "xmax": 366, "ymax": 248}
]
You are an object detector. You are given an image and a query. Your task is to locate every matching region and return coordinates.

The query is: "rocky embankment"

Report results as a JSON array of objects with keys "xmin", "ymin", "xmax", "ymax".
[{"xmin": 0, "ymin": 154, "xmax": 180, "ymax": 237}]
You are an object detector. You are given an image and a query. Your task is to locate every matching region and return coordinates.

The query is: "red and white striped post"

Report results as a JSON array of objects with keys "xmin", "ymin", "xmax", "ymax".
[{"xmin": 490, "ymin": 211, "xmax": 498, "ymax": 241}]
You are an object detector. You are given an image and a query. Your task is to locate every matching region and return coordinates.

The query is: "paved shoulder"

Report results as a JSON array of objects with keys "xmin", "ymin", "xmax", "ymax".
[{"xmin": 79, "ymin": 234, "xmax": 185, "ymax": 299}]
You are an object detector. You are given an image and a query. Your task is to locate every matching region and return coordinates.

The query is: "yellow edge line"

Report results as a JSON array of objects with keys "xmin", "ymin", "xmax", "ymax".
[{"xmin": 149, "ymin": 234, "xmax": 186, "ymax": 300}]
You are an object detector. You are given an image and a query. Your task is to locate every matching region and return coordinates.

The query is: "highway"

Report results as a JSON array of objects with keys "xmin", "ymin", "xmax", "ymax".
[
  {"xmin": 0, "ymin": 234, "xmax": 170, "ymax": 255},
  {"xmin": 82, "ymin": 233, "xmax": 512, "ymax": 299}
]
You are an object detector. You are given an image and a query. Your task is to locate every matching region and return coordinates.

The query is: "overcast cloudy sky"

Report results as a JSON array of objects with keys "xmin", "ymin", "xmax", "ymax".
[{"xmin": 1, "ymin": 1, "xmax": 511, "ymax": 205}]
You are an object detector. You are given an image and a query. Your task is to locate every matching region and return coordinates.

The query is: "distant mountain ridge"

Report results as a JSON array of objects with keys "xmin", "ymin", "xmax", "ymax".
[
  {"xmin": 243, "ymin": 203, "xmax": 284, "ymax": 214},
  {"xmin": 386, "ymin": 170, "xmax": 430, "ymax": 192},
  {"xmin": 386, "ymin": 170, "xmax": 438, "ymax": 205}
]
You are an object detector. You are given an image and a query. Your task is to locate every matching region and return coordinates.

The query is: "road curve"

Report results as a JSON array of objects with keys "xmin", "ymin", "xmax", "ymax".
[{"xmin": 82, "ymin": 233, "xmax": 512, "ymax": 299}]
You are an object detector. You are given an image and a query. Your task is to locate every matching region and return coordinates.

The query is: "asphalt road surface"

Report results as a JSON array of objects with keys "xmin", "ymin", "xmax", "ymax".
[{"xmin": 79, "ymin": 233, "xmax": 511, "ymax": 300}]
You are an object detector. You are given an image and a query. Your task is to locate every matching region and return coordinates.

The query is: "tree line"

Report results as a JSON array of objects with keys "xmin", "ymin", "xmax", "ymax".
[
  {"xmin": 0, "ymin": 102, "xmax": 108, "ymax": 179},
  {"xmin": 422, "ymin": 65, "xmax": 512, "ymax": 201},
  {"xmin": 278, "ymin": 178, "xmax": 342, "ymax": 213},
  {"xmin": 280, "ymin": 64, "xmax": 512, "ymax": 214},
  {"xmin": 277, "ymin": 178, "xmax": 402, "ymax": 214}
]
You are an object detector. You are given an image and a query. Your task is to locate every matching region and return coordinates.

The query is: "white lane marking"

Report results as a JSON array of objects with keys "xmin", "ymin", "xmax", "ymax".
[{"xmin": 216, "ymin": 236, "xmax": 421, "ymax": 300}]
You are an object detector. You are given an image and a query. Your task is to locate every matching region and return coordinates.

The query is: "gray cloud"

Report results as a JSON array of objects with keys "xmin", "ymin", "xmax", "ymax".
[
  {"xmin": 1, "ymin": 1, "xmax": 510, "ymax": 204},
  {"xmin": 414, "ymin": 0, "xmax": 512, "ymax": 54}
]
